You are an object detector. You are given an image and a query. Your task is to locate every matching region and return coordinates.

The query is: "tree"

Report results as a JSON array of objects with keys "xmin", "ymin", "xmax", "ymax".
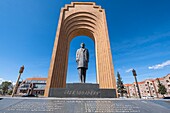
[
  {"xmin": 157, "ymin": 78, "xmax": 167, "ymax": 97},
  {"xmin": 117, "ymin": 72, "xmax": 126, "ymax": 97},
  {"xmin": 0, "ymin": 81, "xmax": 13, "ymax": 95}
]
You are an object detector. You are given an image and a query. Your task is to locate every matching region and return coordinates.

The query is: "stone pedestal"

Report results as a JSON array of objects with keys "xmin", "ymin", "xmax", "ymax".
[{"xmin": 49, "ymin": 83, "xmax": 117, "ymax": 98}]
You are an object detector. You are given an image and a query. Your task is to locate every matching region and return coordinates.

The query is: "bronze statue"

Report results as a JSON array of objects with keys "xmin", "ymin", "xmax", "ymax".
[{"xmin": 76, "ymin": 43, "xmax": 89, "ymax": 83}]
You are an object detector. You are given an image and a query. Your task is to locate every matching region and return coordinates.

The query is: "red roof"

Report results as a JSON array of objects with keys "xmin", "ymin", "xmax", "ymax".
[
  {"xmin": 138, "ymin": 81, "xmax": 145, "ymax": 84},
  {"xmin": 155, "ymin": 78, "xmax": 164, "ymax": 81},
  {"xmin": 26, "ymin": 78, "xmax": 47, "ymax": 81},
  {"xmin": 124, "ymin": 84, "xmax": 132, "ymax": 87},
  {"xmin": 132, "ymin": 81, "xmax": 145, "ymax": 85}
]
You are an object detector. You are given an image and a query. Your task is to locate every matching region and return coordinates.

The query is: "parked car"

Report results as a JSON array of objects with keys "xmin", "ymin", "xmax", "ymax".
[
  {"xmin": 22, "ymin": 94, "xmax": 38, "ymax": 97},
  {"xmin": 142, "ymin": 96, "xmax": 147, "ymax": 99},
  {"xmin": 163, "ymin": 97, "xmax": 170, "ymax": 99},
  {"xmin": 142, "ymin": 96, "xmax": 154, "ymax": 99},
  {"xmin": 147, "ymin": 96, "xmax": 154, "ymax": 99}
]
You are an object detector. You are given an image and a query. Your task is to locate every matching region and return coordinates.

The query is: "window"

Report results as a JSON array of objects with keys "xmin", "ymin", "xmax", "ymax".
[{"xmin": 166, "ymin": 80, "xmax": 169, "ymax": 83}]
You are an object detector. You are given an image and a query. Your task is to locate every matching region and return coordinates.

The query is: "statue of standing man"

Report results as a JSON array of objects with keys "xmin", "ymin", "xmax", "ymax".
[{"xmin": 76, "ymin": 43, "xmax": 89, "ymax": 83}]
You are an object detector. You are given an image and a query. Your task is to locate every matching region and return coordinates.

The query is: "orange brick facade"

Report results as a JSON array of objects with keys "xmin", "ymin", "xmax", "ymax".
[{"xmin": 44, "ymin": 2, "xmax": 116, "ymax": 97}]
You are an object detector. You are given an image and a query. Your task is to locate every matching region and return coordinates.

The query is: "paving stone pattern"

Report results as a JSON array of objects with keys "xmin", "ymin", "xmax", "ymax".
[{"xmin": 0, "ymin": 98, "xmax": 170, "ymax": 113}]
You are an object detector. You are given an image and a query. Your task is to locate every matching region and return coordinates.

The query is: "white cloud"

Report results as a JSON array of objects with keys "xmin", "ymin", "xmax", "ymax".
[
  {"xmin": 125, "ymin": 68, "xmax": 133, "ymax": 73},
  {"xmin": 0, "ymin": 78, "xmax": 15, "ymax": 85},
  {"xmin": 0, "ymin": 78, "xmax": 5, "ymax": 84},
  {"xmin": 148, "ymin": 60, "xmax": 170, "ymax": 70}
]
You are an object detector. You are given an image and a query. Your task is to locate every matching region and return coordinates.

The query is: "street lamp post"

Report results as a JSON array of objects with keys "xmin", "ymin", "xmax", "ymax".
[
  {"xmin": 133, "ymin": 84, "xmax": 137, "ymax": 97},
  {"xmin": 11, "ymin": 65, "xmax": 24, "ymax": 97},
  {"xmin": 132, "ymin": 69, "xmax": 141, "ymax": 98}
]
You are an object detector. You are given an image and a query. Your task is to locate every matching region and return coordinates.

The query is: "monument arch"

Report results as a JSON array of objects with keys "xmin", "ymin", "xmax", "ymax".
[{"xmin": 44, "ymin": 2, "xmax": 116, "ymax": 97}]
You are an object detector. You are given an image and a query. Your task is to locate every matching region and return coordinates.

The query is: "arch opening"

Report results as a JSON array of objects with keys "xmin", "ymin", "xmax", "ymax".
[{"xmin": 66, "ymin": 36, "xmax": 96, "ymax": 83}]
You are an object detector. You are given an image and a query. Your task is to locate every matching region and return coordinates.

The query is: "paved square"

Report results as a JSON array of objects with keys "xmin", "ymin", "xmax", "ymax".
[{"xmin": 0, "ymin": 98, "xmax": 170, "ymax": 113}]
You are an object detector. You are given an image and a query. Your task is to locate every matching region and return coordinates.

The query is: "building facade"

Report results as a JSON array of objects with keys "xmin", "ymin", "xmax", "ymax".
[
  {"xmin": 17, "ymin": 78, "xmax": 47, "ymax": 96},
  {"xmin": 124, "ymin": 74, "xmax": 170, "ymax": 98}
]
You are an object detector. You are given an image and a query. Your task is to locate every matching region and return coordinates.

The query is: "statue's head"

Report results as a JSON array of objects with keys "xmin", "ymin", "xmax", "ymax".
[{"xmin": 80, "ymin": 43, "xmax": 85, "ymax": 48}]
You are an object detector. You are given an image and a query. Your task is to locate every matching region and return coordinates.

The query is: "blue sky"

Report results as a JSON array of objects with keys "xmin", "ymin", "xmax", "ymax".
[{"xmin": 0, "ymin": 0, "xmax": 170, "ymax": 84}]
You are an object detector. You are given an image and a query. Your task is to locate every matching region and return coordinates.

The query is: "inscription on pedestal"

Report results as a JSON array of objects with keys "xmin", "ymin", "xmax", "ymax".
[
  {"xmin": 64, "ymin": 90, "xmax": 100, "ymax": 96},
  {"xmin": 49, "ymin": 83, "xmax": 116, "ymax": 98}
]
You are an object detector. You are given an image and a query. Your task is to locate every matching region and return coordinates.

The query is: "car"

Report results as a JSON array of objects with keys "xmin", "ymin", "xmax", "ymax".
[
  {"xmin": 119, "ymin": 97, "xmax": 127, "ymax": 99},
  {"xmin": 142, "ymin": 96, "xmax": 154, "ymax": 99},
  {"xmin": 22, "ymin": 94, "xmax": 38, "ymax": 97},
  {"xmin": 163, "ymin": 97, "xmax": 170, "ymax": 99},
  {"xmin": 142, "ymin": 96, "xmax": 147, "ymax": 99},
  {"xmin": 147, "ymin": 96, "xmax": 154, "ymax": 99}
]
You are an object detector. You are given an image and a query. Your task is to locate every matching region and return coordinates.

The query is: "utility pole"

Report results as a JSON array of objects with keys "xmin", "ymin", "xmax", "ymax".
[
  {"xmin": 11, "ymin": 65, "xmax": 24, "ymax": 97},
  {"xmin": 132, "ymin": 69, "xmax": 141, "ymax": 98}
]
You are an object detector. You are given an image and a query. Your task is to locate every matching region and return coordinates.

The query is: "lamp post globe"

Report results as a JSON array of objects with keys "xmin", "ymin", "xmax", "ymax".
[
  {"xmin": 132, "ymin": 69, "xmax": 137, "ymax": 76},
  {"xmin": 19, "ymin": 65, "xmax": 24, "ymax": 74}
]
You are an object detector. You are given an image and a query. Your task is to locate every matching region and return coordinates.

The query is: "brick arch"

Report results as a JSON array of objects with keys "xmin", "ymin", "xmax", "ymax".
[{"xmin": 44, "ymin": 2, "xmax": 116, "ymax": 97}]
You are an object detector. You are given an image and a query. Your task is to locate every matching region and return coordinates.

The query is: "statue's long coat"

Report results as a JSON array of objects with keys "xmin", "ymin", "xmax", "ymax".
[{"xmin": 76, "ymin": 48, "xmax": 89, "ymax": 69}]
